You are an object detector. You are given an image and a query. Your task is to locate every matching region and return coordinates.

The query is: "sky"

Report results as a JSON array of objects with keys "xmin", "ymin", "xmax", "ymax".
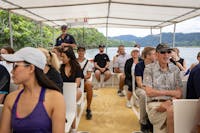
[{"xmin": 97, "ymin": 16, "xmax": 200, "ymax": 37}]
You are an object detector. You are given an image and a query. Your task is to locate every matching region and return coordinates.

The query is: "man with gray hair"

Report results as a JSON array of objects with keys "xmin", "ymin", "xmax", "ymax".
[
  {"xmin": 113, "ymin": 45, "xmax": 131, "ymax": 96},
  {"xmin": 143, "ymin": 43, "xmax": 183, "ymax": 133}
]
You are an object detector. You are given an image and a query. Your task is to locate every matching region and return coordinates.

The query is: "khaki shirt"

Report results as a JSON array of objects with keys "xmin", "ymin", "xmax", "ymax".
[{"xmin": 143, "ymin": 62, "xmax": 183, "ymax": 101}]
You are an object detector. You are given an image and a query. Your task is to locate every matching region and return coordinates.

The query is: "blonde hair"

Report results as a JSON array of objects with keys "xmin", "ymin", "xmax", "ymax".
[
  {"xmin": 141, "ymin": 47, "xmax": 155, "ymax": 59},
  {"xmin": 38, "ymin": 47, "xmax": 60, "ymax": 72}
]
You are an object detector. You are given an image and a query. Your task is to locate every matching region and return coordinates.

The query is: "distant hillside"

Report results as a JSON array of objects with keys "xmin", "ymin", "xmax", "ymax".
[{"xmin": 110, "ymin": 32, "xmax": 200, "ymax": 47}]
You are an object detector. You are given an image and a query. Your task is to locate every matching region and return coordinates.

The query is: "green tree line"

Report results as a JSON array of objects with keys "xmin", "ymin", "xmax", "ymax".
[{"xmin": 1, "ymin": 10, "xmax": 133, "ymax": 50}]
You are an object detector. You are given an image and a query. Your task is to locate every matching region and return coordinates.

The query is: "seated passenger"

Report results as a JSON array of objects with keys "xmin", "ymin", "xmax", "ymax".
[
  {"xmin": 77, "ymin": 46, "xmax": 93, "ymax": 120},
  {"xmin": 60, "ymin": 46, "xmax": 82, "ymax": 132},
  {"xmin": 0, "ymin": 47, "xmax": 65, "ymax": 133},
  {"xmin": 114, "ymin": 45, "xmax": 131, "ymax": 97},
  {"xmin": 124, "ymin": 47, "xmax": 142, "ymax": 106},
  {"xmin": 143, "ymin": 44, "xmax": 183, "ymax": 133},
  {"xmin": 170, "ymin": 48, "xmax": 187, "ymax": 71},
  {"xmin": 94, "ymin": 45, "xmax": 111, "ymax": 84},
  {"xmin": 38, "ymin": 48, "xmax": 63, "ymax": 92},
  {"xmin": 135, "ymin": 47, "xmax": 156, "ymax": 132},
  {"xmin": 0, "ymin": 64, "xmax": 10, "ymax": 104}
]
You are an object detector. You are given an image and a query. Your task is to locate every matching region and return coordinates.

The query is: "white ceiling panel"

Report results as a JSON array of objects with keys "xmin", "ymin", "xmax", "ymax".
[
  {"xmin": 0, "ymin": 1, "xmax": 17, "ymax": 9},
  {"xmin": 110, "ymin": 3, "xmax": 193, "ymax": 21},
  {"xmin": 0, "ymin": 0, "xmax": 199, "ymax": 29},
  {"xmin": 112, "ymin": 0, "xmax": 200, "ymax": 8},
  {"xmin": 12, "ymin": 10, "xmax": 45, "ymax": 21},
  {"xmin": 26, "ymin": 4, "xmax": 108, "ymax": 21},
  {"xmin": 5, "ymin": 0, "xmax": 108, "ymax": 8}
]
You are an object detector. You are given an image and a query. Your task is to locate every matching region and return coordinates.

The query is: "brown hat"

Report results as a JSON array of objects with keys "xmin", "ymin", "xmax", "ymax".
[{"xmin": 156, "ymin": 43, "xmax": 172, "ymax": 52}]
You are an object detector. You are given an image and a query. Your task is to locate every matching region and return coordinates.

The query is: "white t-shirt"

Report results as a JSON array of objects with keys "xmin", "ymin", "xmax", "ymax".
[
  {"xmin": 113, "ymin": 53, "xmax": 131, "ymax": 72},
  {"xmin": 78, "ymin": 59, "xmax": 93, "ymax": 76}
]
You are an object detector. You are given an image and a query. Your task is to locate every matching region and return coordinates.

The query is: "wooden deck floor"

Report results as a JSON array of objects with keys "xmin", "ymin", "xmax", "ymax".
[{"xmin": 78, "ymin": 87, "xmax": 140, "ymax": 133}]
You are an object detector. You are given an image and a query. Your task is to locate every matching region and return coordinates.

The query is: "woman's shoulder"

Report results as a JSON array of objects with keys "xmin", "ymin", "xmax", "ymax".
[
  {"xmin": 4, "ymin": 90, "xmax": 22, "ymax": 109},
  {"xmin": 45, "ymin": 90, "xmax": 64, "ymax": 102}
]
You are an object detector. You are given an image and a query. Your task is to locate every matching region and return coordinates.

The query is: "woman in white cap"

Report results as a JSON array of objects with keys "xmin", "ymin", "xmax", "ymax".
[{"xmin": 0, "ymin": 47, "xmax": 65, "ymax": 133}]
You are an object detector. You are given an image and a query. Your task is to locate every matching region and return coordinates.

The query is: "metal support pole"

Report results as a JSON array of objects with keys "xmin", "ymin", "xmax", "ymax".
[
  {"xmin": 150, "ymin": 28, "xmax": 153, "ymax": 35},
  {"xmin": 39, "ymin": 22, "xmax": 42, "ymax": 47},
  {"xmin": 53, "ymin": 26, "xmax": 55, "ymax": 46},
  {"xmin": 160, "ymin": 28, "xmax": 162, "ymax": 43},
  {"xmin": 106, "ymin": 25, "xmax": 108, "ymax": 54},
  {"xmin": 8, "ymin": 11, "xmax": 13, "ymax": 48},
  {"xmin": 83, "ymin": 26, "xmax": 85, "ymax": 45},
  {"xmin": 172, "ymin": 23, "xmax": 176, "ymax": 48}
]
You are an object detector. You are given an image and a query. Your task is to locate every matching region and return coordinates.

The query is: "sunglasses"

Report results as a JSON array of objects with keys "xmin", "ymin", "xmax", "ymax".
[
  {"xmin": 13, "ymin": 62, "xmax": 30, "ymax": 70},
  {"xmin": 160, "ymin": 50, "xmax": 171, "ymax": 54}
]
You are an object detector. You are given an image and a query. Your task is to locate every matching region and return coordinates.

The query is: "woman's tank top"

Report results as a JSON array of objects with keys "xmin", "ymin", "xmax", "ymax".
[{"xmin": 11, "ymin": 88, "xmax": 52, "ymax": 133}]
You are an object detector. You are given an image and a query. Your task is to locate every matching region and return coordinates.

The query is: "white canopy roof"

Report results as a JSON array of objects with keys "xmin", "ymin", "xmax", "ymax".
[{"xmin": 1, "ymin": 0, "xmax": 200, "ymax": 29}]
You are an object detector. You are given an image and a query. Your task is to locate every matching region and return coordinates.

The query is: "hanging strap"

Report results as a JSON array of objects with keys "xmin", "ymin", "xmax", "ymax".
[{"xmin": 82, "ymin": 59, "xmax": 88, "ymax": 71}]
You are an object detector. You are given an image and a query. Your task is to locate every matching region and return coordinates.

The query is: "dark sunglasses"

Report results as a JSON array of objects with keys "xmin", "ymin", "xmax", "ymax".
[
  {"xmin": 13, "ymin": 62, "xmax": 30, "ymax": 70},
  {"xmin": 160, "ymin": 50, "xmax": 171, "ymax": 54}
]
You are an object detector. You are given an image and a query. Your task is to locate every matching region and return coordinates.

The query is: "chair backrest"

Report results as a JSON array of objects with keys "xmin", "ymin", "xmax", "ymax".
[
  {"xmin": 63, "ymin": 82, "xmax": 77, "ymax": 114},
  {"xmin": 173, "ymin": 99, "xmax": 199, "ymax": 133},
  {"xmin": 0, "ymin": 104, "xmax": 3, "ymax": 118}
]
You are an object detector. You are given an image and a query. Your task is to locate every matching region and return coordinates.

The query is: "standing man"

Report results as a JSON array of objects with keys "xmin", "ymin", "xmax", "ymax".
[
  {"xmin": 94, "ymin": 45, "xmax": 111, "ymax": 84},
  {"xmin": 143, "ymin": 44, "xmax": 183, "ymax": 133},
  {"xmin": 77, "ymin": 46, "xmax": 93, "ymax": 120},
  {"xmin": 134, "ymin": 47, "xmax": 156, "ymax": 132},
  {"xmin": 55, "ymin": 25, "xmax": 76, "ymax": 48},
  {"xmin": 114, "ymin": 45, "xmax": 131, "ymax": 96}
]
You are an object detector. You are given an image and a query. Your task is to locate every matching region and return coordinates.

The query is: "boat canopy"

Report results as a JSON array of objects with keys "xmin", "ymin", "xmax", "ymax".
[{"xmin": 1, "ymin": 0, "xmax": 200, "ymax": 29}]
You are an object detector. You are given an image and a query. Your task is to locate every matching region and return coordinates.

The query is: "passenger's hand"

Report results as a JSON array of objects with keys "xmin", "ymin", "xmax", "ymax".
[
  {"xmin": 61, "ymin": 43, "xmax": 68, "ymax": 47},
  {"xmin": 156, "ymin": 100, "xmax": 172, "ymax": 112},
  {"xmin": 144, "ymin": 86, "xmax": 154, "ymax": 97}
]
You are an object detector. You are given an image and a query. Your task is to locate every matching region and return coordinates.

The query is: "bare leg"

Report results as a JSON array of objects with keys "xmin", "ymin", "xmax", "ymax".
[
  {"xmin": 104, "ymin": 70, "xmax": 111, "ymax": 81},
  {"xmin": 95, "ymin": 70, "xmax": 101, "ymax": 82},
  {"xmin": 119, "ymin": 74, "xmax": 125, "ymax": 91},
  {"xmin": 167, "ymin": 105, "xmax": 174, "ymax": 133},
  {"xmin": 127, "ymin": 90, "xmax": 132, "ymax": 101},
  {"xmin": 84, "ymin": 81, "xmax": 93, "ymax": 110}
]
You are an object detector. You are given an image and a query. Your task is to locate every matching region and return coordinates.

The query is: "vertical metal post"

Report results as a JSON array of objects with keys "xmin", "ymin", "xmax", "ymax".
[
  {"xmin": 8, "ymin": 11, "xmax": 13, "ymax": 48},
  {"xmin": 160, "ymin": 28, "xmax": 162, "ymax": 43},
  {"xmin": 150, "ymin": 27, "xmax": 153, "ymax": 35},
  {"xmin": 53, "ymin": 26, "xmax": 55, "ymax": 46},
  {"xmin": 172, "ymin": 23, "xmax": 176, "ymax": 48},
  {"xmin": 39, "ymin": 22, "xmax": 42, "ymax": 47},
  {"xmin": 106, "ymin": 24, "xmax": 108, "ymax": 54},
  {"xmin": 82, "ymin": 26, "xmax": 85, "ymax": 45}
]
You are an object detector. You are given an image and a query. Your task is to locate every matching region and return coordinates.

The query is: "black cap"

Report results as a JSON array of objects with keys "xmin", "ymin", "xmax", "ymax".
[
  {"xmin": 99, "ymin": 44, "xmax": 105, "ymax": 48},
  {"xmin": 77, "ymin": 46, "xmax": 86, "ymax": 51},
  {"xmin": 61, "ymin": 25, "xmax": 68, "ymax": 30},
  {"xmin": 156, "ymin": 43, "xmax": 172, "ymax": 52}
]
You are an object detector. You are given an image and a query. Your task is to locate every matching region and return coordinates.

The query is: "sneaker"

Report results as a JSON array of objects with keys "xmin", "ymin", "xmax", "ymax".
[
  {"xmin": 117, "ymin": 90, "xmax": 125, "ymax": 97},
  {"xmin": 86, "ymin": 109, "xmax": 92, "ymax": 120},
  {"xmin": 70, "ymin": 128, "xmax": 77, "ymax": 133},
  {"xmin": 140, "ymin": 123, "xmax": 149, "ymax": 133},
  {"xmin": 126, "ymin": 101, "xmax": 132, "ymax": 108}
]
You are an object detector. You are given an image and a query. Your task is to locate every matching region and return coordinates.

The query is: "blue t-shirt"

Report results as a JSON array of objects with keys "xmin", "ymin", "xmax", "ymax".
[
  {"xmin": 186, "ymin": 63, "xmax": 200, "ymax": 99},
  {"xmin": 135, "ymin": 61, "xmax": 145, "ymax": 80}
]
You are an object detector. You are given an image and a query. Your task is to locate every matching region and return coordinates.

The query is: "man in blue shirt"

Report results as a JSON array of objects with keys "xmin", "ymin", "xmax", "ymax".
[
  {"xmin": 135, "ymin": 47, "xmax": 156, "ymax": 133},
  {"xmin": 187, "ymin": 63, "xmax": 200, "ymax": 99},
  {"xmin": 55, "ymin": 25, "xmax": 76, "ymax": 48}
]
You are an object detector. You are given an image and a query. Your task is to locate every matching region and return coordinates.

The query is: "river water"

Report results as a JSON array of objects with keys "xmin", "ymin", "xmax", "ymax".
[{"xmin": 84, "ymin": 47, "xmax": 200, "ymax": 68}]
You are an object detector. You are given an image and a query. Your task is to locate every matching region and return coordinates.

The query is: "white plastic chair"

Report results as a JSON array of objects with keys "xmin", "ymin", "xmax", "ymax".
[
  {"xmin": 63, "ymin": 82, "xmax": 77, "ymax": 133},
  {"xmin": 0, "ymin": 104, "xmax": 3, "ymax": 118},
  {"xmin": 173, "ymin": 99, "xmax": 199, "ymax": 133}
]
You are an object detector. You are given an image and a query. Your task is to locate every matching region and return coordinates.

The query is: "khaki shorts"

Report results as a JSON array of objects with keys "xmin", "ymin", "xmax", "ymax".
[{"xmin": 146, "ymin": 102, "xmax": 167, "ymax": 133}]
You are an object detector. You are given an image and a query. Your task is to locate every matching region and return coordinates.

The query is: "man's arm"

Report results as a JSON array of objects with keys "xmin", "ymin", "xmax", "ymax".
[{"xmin": 61, "ymin": 43, "xmax": 76, "ymax": 48}]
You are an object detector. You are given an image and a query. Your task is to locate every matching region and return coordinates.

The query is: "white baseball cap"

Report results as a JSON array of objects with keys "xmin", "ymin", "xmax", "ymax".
[
  {"xmin": 1, "ymin": 47, "xmax": 46, "ymax": 70},
  {"xmin": 132, "ymin": 47, "xmax": 140, "ymax": 52}
]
